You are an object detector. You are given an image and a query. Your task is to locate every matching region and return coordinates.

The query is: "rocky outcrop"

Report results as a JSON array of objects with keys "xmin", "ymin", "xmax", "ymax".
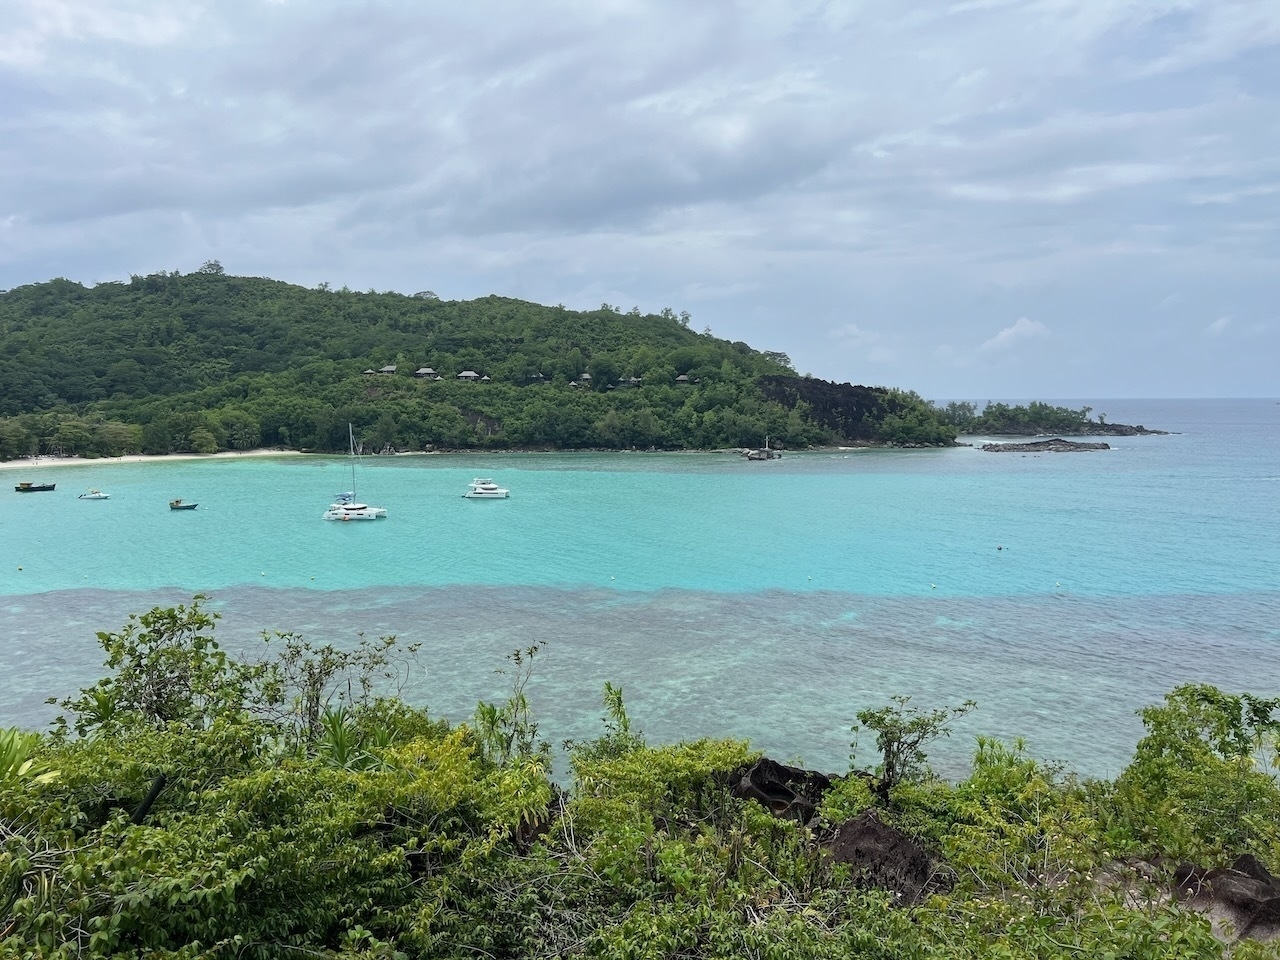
[
  {"xmin": 980, "ymin": 423, "xmax": 1166, "ymax": 437},
  {"xmin": 1175, "ymin": 855, "xmax": 1280, "ymax": 944},
  {"xmin": 1096, "ymin": 855, "xmax": 1280, "ymax": 946},
  {"xmin": 728, "ymin": 759, "xmax": 941, "ymax": 903},
  {"xmin": 1078, "ymin": 422, "xmax": 1167, "ymax": 436},
  {"xmin": 757, "ymin": 375, "xmax": 954, "ymax": 445},
  {"xmin": 758, "ymin": 376, "xmax": 894, "ymax": 442},
  {"xmin": 982, "ymin": 438, "xmax": 1111, "ymax": 453},
  {"xmin": 823, "ymin": 810, "xmax": 942, "ymax": 904},
  {"xmin": 728, "ymin": 758, "xmax": 836, "ymax": 824}
]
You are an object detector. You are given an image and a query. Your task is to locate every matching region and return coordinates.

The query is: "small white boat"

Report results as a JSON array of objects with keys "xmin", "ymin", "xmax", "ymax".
[
  {"xmin": 78, "ymin": 489, "xmax": 110, "ymax": 500},
  {"xmin": 463, "ymin": 478, "xmax": 509, "ymax": 499}
]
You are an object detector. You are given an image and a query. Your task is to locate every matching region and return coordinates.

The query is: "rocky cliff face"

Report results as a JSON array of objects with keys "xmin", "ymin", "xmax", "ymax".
[{"xmin": 757, "ymin": 376, "xmax": 904, "ymax": 443}]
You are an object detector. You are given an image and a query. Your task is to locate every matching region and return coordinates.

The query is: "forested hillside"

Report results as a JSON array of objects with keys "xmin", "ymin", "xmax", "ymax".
[
  {"xmin": 0, "ymin": 267, "xmax": 955, "ymax": 458},
  {"xmin": 935, "ymin": 401, "xmax": 1166, "ymax": 437}
]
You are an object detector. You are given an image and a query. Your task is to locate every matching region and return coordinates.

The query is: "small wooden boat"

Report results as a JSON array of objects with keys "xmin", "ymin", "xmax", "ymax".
[
  {"xmin": 15, "ymin": 481, "xmax": 56, "ymax": 492},
  {"xmin": 169, "ymin": 499, "xmax": 198, "ymax": 510}
]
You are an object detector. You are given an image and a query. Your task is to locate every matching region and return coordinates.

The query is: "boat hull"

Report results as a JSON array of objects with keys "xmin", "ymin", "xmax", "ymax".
[
  {"xmin": 169, "ymin": 503, "xmax": 198, "ymax": 510},
  {"xmin": 15, "ymin": 483, "xmax": 55, "ymax": 492},
  {"xmin": 322, "ymin": 503, "xmax": 387, "ymax": 520}
]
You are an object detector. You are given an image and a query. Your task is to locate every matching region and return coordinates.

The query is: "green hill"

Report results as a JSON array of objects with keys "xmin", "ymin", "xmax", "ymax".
[{"xmin": 0, "ymin": 267, "xmax": 955, "ymax": 457}]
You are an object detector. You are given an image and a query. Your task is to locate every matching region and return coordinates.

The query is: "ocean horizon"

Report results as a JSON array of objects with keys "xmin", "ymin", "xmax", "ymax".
[{"xmin": 3, "ymin": 398, "xmax": 1277, "ymax": 780}]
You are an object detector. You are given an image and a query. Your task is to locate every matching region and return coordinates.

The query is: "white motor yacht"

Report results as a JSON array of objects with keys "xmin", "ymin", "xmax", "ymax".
[
  {"xmin": 463, "ymin": 478, "xmax": 509, "ymax": 499},
  {"xmin": 78, "ymin": 489, "xmax": 110, "ymax": 499}
]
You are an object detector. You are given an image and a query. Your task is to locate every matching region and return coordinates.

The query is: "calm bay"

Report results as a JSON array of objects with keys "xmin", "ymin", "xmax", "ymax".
[{"xmin": 2, "ymin": 398, "xmax": 1277, "ymax": 778}]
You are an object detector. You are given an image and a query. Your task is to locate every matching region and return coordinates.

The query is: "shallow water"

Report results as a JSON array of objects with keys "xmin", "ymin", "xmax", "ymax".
[{"xmin": 2, "ymin": 399, "xmax": 1277, "ymax": 778}]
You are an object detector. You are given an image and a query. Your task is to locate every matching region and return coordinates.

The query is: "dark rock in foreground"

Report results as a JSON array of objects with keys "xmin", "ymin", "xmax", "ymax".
[
  {"xmin": 729, "ymin": 757, "xmax": 835, "ymax": 824},
  {"xmin": 823, "ymin": 810, "xmax": 941, "ymax": 904},
  {"xmin": 1175, "ymin": 855, "xmax": 1280, "ymax": 944},
  {"xmin": 982, "ymin": 438, "xmax": 1111, "ymax": 453}
]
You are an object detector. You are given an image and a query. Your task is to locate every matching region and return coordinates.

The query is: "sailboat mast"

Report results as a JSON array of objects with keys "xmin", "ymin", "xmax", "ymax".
[{"xmin": 349, "ymin": 423, "xmax": 357, "ymax": 497}]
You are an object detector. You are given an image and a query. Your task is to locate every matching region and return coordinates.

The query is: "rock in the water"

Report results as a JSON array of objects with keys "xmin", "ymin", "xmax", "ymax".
[{"xmin": 981, "ymin": 438, "xmax": 1111, "ymax": 453}]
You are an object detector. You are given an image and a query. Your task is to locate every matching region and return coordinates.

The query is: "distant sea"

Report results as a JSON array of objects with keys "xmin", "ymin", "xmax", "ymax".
[{"xmin": 2, "ymin": 399, "xmax": 1277, "ymax": 779}]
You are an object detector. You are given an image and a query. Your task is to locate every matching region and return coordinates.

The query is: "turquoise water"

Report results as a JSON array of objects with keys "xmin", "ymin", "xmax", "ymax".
[{"xmin": 2, "ymin": 399, "xmax": 1277, "ymax": 777}]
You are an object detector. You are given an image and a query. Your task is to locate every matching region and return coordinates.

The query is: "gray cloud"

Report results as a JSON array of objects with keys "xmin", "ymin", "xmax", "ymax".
[{"xmin": 1, "ymin": 0, "xmax": 1277, "ymax": 396}]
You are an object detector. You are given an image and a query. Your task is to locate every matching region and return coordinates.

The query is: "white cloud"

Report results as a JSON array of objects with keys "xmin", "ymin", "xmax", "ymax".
[
  {"xmin": 831, "ymin": 323, "xmax": 897, "ymax": 364},
  {"xmin": 832, "ymin": 323, "xmax": 881, "ymax": 347},
  {"xmin": 0, "ymin": 0, "xmax": 1278, "ymax": 395},
  {"xmin": 978, "ymin": 317, "xmax": 1050, "ymax": 353},
  {"xmin": 1205, "ymin": 315, "xmax": 1231, "ymax": 336},
  {"xmin": 0, "ymin": 0, "xmax": 199, "ymax": 67}
]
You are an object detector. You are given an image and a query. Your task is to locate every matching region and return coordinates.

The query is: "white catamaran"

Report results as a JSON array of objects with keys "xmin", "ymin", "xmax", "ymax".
[{"xmin": 322, "ymin": 424, "xmax": 387, "ymax": 521}]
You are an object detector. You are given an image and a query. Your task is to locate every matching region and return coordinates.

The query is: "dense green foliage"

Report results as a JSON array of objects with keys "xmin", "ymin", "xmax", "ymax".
[
  {"xmin": 0, "ymin": 271, "xmax": 956, "ymax": 458},
  {"xmin": 2, "ymin": 600, "xmax": 1278, "ymax": 957},
  {"xmin": 936, "ymin": 401, "xmax": 1110, "ymax": 435}
]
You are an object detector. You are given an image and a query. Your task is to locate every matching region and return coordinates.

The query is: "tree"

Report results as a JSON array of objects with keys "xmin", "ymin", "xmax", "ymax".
[
  {"xmin": 474, "ymin": 644, "xmax": 551, "ymax": 769},
  {"xmin": 851, "ymin": 695, "xmax": 976, "ymax": 802},
  {"xmin": 196, "ymin": 259, "xmax": 225, "ymax": 275},
  {"xmin": 587, "ymin": 354, "xmax": 621, "ymax": 391},
  {"xmin": 188, "ymin": 426, "xmax": 218, "ymax": 454},
  {"xmin": 1113, "ymin": 684, "xmax": 1280, "ymax": 859},
  {"xmin": 937, "ymin": 401, "xmax": 978, "ymax": 431},
  {"xmin": 218, "ymin": 410, "xmax": 261, "ymax": 450},
  {"xmin": 761, "ymin": 350, "xmax": 794, "ymax": 372},
  {"xmin": 52, "ymin": 596, "xmax": 272, "ymax": 735}
]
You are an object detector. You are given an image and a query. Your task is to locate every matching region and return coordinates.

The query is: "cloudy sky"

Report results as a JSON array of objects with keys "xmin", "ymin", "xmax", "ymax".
[{"xmin": 2, "ymin": 1, "xmax": 1277, "ymax": 397}]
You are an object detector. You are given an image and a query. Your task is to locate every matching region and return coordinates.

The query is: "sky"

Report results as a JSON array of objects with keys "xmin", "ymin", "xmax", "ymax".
[{"xmin": 1, "ymin": 1, "xmax": 1277, "ymax": 398}]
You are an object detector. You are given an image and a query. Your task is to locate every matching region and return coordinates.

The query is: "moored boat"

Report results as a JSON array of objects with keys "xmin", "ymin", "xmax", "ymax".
[
  {"xmin": 321, "ymin": 497, "xmax": 388, "ymax": 521},
  {"xmin": 463, "ymin": 478, "xmax": 510, "ymax": 499},
  {"xmin": 743, "ymin": 435, "xmax": 781, "ymax": 460},
  {"xmin": 15, "ymin": 482, "xmax": 56, "ymax": 492},
  {"xmin": 169, "ymin": 499, "xmax": 198, "ymax": 510},
  {"xmin": 78, "ymin": 489, "xmax": 110, "ymax": 500},
  {"xmin": 322, "ymin": 425, "xmax": 387, "ymax": 521}
]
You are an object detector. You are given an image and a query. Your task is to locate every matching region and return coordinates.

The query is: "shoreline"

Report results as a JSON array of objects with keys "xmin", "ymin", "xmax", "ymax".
[
  {"xmin": 0, "ymin": 449, "xmax": 307, "ymax": 473},
  {"xmin": 1, "ymin": 440, "xmax": 974, "ymax": 474}
]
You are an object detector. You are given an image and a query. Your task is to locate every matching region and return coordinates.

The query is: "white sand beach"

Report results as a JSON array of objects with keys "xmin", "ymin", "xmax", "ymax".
[{"xmin": 0, "ymin": 449, "xmax": 307, "ymax": 473}]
